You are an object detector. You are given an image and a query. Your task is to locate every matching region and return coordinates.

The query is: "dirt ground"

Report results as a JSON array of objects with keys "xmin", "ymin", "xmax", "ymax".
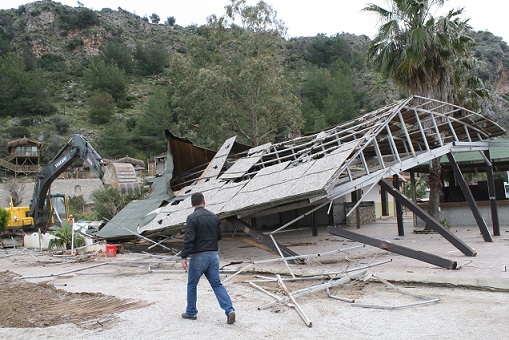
[
  {"xmin": 1, "ymin": 222, "xmax": 508, "ymax": 339},
  {"xmin": 0, "ymin": 270, "xmax": 149, "ymax": 329}
]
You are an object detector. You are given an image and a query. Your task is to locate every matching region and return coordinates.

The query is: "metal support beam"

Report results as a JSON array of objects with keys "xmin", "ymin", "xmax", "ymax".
[
  {"xmin": 381, "ymin": 186, "xmax": 388, "ymax": 217},
  {"xmin": 311, "ymin": 211, "xmax": 317, "ymax": 236},
  {"xmin": 228, "ymin": 218, "xmax": 298, "ymax": 257},
  {"xmin": 379, "ymin": 179, "xmax": 476, "ymax": 257},
  {"xmin": 351, "ymin": 190, "xmax": 361, "ymax": 229},
  {"xmin": 410, "ymin": 170, "xmax": 417, "ymax": 229},
  {"xmin": 327, "ymin": 226, "xmax": 457, "ymax": 269},
  {"xmin": 446, "ymin": 153, "xmax": 493, "ymax": 242},
  {"xmin": 393, "ymin": 175, "xmax": 405, "ymax": 236},
  {"xmin": 484, "ymin": 150, "xmax": 500, "ymax": 236}
]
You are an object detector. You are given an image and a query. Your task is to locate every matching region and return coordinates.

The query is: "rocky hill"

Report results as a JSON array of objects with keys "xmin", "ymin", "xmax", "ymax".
[
  {"xmin": 0, "ymin": 1, "xmax": 508, "ymax": 164},
  {"xmin": 2, "ymin": 1, "xmax": 185, "ymax": 57}
]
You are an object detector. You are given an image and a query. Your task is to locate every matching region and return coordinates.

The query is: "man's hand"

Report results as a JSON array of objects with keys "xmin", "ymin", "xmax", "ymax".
[{"xmin": 181, "ymin": 259, "xmax": 188, "ymax": 270}]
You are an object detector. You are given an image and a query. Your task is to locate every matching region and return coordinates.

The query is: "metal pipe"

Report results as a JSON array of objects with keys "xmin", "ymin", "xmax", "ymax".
[
  {"xmin": 326, "ymin": 287, "xmax": 355, "ymax": 303},
  {"xmin": 270, "ymin": 201, "xmax": 329, "ymax": 235},
  {"xmin": 269, "ymin": 234, "xmax": 295, "ymax": 278},
  {"xmin": 148, "ymin": 236, "xmax": 170, "ymax": 250},
  {"xmin": 222, "ymin": 263, "xmax": 254, "ymax": 284},
  {"xmin": 121, "ymin": 227, "xmax": 175, "ymax": 252},
  {"xmin": 276, "ymin": 274, "xmax": 313, "ymax": 327},
  {"xmin": 253, "ymin": 245, "xmax": 364, "ymax": 264},
  {"xmin": 248, "ymin": 281, "xmax": 290, "ymax": 307},
  {"xmin": 259, "ymin": 271, "xmax": 366, "ymax": 310},
  {"xmin": 18, "ymin": 262, "xmax": 109, "ymax": 279}
]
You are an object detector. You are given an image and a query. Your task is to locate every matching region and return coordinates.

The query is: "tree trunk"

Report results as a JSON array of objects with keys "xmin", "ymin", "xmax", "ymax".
[{"xmin": 427, "ymin": 158, "xmax": 441, "ymax": 229}]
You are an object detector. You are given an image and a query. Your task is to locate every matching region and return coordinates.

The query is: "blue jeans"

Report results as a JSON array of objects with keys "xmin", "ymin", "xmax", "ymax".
[{"xmin": 186, "ymin": 251, "xmax": 234, "ymax": 317}]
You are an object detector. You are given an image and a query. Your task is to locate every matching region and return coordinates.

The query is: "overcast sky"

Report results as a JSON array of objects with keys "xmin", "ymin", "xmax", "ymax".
[{"xmin": 1, "ymin": 0, "xmax": 508, "ymax": 43}]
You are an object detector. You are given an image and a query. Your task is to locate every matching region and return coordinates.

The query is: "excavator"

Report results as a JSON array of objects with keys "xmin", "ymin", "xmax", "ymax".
[
  {"xmin": 3, "ymin": 134, "xmax": 105, "ymax": 233},
  {"xmin": 29, "ymin": 134, "xmax": 105, "ymax": 231}
]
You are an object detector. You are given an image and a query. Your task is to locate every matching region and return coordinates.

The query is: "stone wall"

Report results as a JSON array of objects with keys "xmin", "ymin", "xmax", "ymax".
[
  {"xmin": 0, "ymin": 179, "xmax": 104, "ymax": 207},
  {"xmin": 345, "ymin": 202, "xmax": 376, "ymax": 228}
]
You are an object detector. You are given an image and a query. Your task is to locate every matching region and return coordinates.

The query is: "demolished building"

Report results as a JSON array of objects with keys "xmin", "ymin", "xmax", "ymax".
[{"xmin": 98, "ymin": 96, "xmax": 506, "ymax": 268}]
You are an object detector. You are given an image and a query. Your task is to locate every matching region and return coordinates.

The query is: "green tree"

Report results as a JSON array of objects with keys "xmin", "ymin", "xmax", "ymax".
[
  {"xmin": 68, "ymin": 195, "xmax": 88, "ymax": 220},
  {"xmin": 364, "ymin": 0, "xmax": 486, "ymax": 222},
  {"xmin": 84, "ymin": 59, "xmax": 128, "ymax": 102},
  {"xmin": 88, "ymin": 92, "xmax": 115, "ymax": 124},
  {"xmin": 98, "ymin": 123, "xmax": 137, "ymax": 158},
  {"xmin": 150, "ymin": 13, "xmax": 160, "ymax": 24},
  {"xmin": 0, "ymin": 53, "xmax": 54, "ymax": 116},
  {"xmin": 134, "ymin": 42, "xmax": 169, "ymax": 76},
  {"xmin": 301, "ymin": 60, "xmax": 360, "ymax": 132},
  {"xmin": 22, "ymin": 67, "xmax": 56, "ymax": 115},
  {"xmin": 304, "ymin": 34, "xmax": 356, "ymax": 68},
  {"xmin": 91, "ymin": 186, "xmax": 144, "ymax": 221},
  {"xmin": 171, "ymin": 0, "xmax": 302, "ymax": 147},
  {"xmin": 166, "ymin": 16, "xmax": 176, "ymax": 26},
  {"xmin": 133, "ymin": 89, "xmax": 172, "ymax": 155},
  {"xmin": 99, "ymin": 41, "xmax": 133, "ymax": 73},
  {"xmin": 0, "ymin": 53, "xmax": 28, "ymax": 116}
]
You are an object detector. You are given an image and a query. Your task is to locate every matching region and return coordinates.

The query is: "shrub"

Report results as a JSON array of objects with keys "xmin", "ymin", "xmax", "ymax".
[
  {"xmin": 88, "ymin": 92, "xmax": 115, "ymax": 124},
  {"xmin": 48, "ymin": 221, "xmax": 85, "ymax": 251},
  {"xmin": 0, "ymin": 208, "xmax": 9, "ymax": 232},
  {"xmin": 60, "ymin": 7, "xmax": 99, "ymax": 31},
  {"xmin": 5, "ymin": 126, "xmax": 30, "ymax": 138},
  {"xmin": 51, "ymin": 115, "xmax": 71, "ymax": 134},
  {"xmin": 67, "ymin": 39, "xmax": 84, "ymax": 51},
  {"xmin": 38, "ymin": 53, "xmax": 66, "ymax": 72}
]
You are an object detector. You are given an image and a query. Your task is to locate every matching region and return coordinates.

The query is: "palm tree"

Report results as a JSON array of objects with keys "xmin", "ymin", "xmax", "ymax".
[{"xmin": 364, "ymin": 0, "xmax": 486, "ymax": 223}]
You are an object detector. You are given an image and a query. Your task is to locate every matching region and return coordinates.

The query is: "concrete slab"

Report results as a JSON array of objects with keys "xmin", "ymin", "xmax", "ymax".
[{"xmin": 218, "ymin": 213, "xmax": 509, "ymax": 291}]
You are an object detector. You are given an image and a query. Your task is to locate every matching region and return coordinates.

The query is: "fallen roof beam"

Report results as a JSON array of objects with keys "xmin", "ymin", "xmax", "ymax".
[
  {"xmin": 227, "ymin": 218, "xmax": 298, "ymax": 257},
  {"xmin": 446, "ymin": 153, "xmax": 493, "ymax": 242},
  {"xmin": 327, "ymin": 226, "xmax": 458, "ymax": 269},
  {"xmin": 378, "ymin": 179, "xmax": 477, "ymax": 256}
]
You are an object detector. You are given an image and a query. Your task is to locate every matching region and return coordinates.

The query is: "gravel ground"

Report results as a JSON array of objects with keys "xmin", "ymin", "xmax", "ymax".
[{"xmin": 1, "ymin": 228, "xmax": 508, "ymax": 340}]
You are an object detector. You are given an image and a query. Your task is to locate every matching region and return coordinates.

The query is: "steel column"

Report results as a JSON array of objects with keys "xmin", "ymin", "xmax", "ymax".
[
  {"xmin": 327, "ymin": 226, "xmax": 457, "ymax": 269},
  {"xmin": 484, "ymin": 150, "xmax": 500, "ymax": 236},
  {"xmin": 379, "ymin": 179, "xmax": 476, "ymax": 256},
  {"xmin": 393, "ymin": 175, "xmax": 405, "ymax": 236},
  {"xmin": 446, "ymin": 153, "xmax": 493, "ymax": 242}
]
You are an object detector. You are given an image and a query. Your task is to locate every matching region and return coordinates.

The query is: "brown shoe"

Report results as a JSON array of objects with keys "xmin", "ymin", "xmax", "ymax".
[{"xmin": 227, "ymin": 311, "xmax": 235, "ymax": 324}]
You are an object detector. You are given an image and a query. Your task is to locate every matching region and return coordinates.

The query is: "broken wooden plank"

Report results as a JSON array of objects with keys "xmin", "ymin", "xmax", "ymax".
[{"xmin": 227, "ymin": 218, "xmax": 298, "ymax": 257}]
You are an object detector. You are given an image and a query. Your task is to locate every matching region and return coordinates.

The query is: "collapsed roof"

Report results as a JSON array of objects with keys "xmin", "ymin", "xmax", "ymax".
[{"xmin": 136, "ymin": 95, "xmax": 505, "ymax": 237}]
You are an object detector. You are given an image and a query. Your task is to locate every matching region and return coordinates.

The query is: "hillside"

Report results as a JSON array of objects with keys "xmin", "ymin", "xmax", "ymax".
[{"xmin": 0, "ymin": 1, "xmax": 508, "ymax": 166}]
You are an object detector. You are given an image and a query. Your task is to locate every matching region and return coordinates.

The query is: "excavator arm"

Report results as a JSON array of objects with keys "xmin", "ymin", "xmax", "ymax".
[{"xmin": 29, "ymin": 134, "xmax": 105, "ymax": 228}]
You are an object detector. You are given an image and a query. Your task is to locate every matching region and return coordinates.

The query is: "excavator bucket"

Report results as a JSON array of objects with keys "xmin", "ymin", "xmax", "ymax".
[{"xmin": 102, "ymin": 163, "xmax": 139, "ymax": 191}]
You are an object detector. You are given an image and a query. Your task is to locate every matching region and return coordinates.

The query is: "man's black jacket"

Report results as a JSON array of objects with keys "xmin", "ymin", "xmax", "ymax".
[{"xmin": 180, "ymin": 206, "xmax": 222, "ymax": 259}]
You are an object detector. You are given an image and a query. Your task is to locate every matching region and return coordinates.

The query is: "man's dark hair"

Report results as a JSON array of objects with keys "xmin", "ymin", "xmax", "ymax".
[{"xmin": 191, "ymin": 192, "xmax": 205, "ymax": 207}]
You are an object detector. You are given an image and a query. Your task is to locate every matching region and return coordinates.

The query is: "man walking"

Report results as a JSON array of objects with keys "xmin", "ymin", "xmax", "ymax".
[{"xmin": 180, "ymin": 192, "xmax": 236, "ymax": 324}]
